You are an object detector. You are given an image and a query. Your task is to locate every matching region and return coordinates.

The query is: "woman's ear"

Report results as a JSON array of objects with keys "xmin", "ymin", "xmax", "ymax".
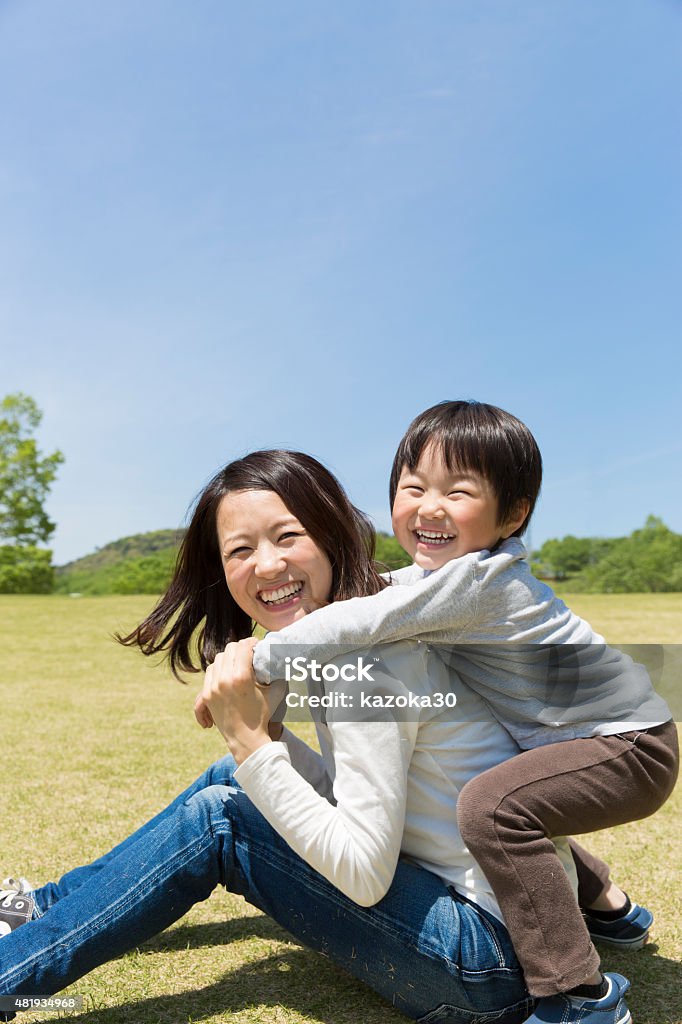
[{"xmin": 500, "ymin": 499, "xmax": 530, "ymax": 539}]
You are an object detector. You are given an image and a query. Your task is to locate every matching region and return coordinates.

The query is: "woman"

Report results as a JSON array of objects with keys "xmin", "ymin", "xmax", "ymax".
[{"xmin": 0, "ymin": 450, "xmax": 557, "ymax": 1022}]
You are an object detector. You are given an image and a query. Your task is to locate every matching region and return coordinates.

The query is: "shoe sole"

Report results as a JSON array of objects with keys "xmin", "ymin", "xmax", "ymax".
[
  {"xmin": 588, "ymin": 930, "xmax": 650, "ymax": 951},
  {"xmin": 525, "ymin": 1001, "xmax": 633, "ymax": 1023}
]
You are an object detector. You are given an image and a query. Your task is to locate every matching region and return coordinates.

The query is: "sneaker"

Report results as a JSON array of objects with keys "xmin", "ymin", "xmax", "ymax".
[
  {"xmin": 0, "ymin": 886, "xmax": 35, "ymax": 939},
  {"xmin": 524, "ymin": 973, "xmax": 631, "ymax": 1023},
  {"xmin": 1, "ymin": 876, "xmax": 33, "ymax": 895},
  {"xmin": 584, "ymin": 900, "xmax": 653, "ymax": 950}
]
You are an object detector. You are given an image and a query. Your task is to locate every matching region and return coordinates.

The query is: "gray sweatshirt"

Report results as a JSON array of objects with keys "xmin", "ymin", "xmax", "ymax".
[{"xmin": 252, "ymin": 538, "xmax": 671, "ymax": 748}]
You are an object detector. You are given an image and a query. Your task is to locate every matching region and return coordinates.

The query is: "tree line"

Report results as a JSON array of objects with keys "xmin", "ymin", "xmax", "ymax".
[
  {"xmin": 533, "ymin": 516, "xmax": 682, "ymax": 593},
  {"xmin": 1, "ymin": 393, "xmax": 680, "ymax": 594}
]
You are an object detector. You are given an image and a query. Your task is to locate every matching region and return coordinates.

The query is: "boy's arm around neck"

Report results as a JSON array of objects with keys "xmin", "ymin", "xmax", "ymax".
[{"xmin": 253, "ymin": 553, "xmax": 479, "ymax": 684}]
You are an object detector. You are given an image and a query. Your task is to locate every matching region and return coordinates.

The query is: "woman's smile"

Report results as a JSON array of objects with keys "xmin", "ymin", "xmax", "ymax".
[
  {"xmin": 216, "ymin": 489, "xmax": 333, "ymax": 631},
  {"xmin": 256, "ymin": 580, "xmax": 307, "ymax": 615},
  {"xmin": 258, "ymin": 581, "xmax": 304, "ymax": 606}
]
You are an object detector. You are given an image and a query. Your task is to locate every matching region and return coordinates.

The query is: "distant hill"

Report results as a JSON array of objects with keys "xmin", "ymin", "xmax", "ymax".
[
  {"xmin": 55, "ymin": 528, "xmax": 411, "ymax": 595},
  {"xmin": 57, "ymin": 529, "xmax": 183, "ymax": 574},
  {"xmin": 55, "ymin": 530, "xmax": 184, "ymax": 595}
]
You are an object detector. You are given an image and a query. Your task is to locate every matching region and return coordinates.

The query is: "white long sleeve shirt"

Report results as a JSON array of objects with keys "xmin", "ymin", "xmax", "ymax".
[{"xmin": 235, "ymin": 640, "xmax": 578, "ymax": 918}]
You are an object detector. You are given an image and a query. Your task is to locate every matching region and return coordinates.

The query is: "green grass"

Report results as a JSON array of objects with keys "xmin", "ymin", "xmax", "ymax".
[
  {"xmin": 1, "ymin": 594, "xmax": 681, "ymax": 1023},
  {"xmin": 554, "ymin": 591, "xmax": 682, "ymax": 644}
]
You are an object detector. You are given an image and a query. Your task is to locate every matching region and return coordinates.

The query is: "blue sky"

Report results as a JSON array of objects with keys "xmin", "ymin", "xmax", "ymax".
[{"xmin": 2, "ymin": 1, "xmax": 680, "ymax": 564}]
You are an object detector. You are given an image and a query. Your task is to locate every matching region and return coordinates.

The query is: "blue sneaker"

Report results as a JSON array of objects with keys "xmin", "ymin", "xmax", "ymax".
[
  {"xmin": 523, "ymin": 973, "xmax": 631, "ymax": 1023},
  {"xmin": 584, "ymin": 900, "xmax": 653, "ymax": 950}
]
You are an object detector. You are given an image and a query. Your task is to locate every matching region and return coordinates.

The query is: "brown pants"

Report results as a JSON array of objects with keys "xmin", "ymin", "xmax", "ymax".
[{"xmin": 456, "ymin": 720, "xmax": 679, "ymax": 997}]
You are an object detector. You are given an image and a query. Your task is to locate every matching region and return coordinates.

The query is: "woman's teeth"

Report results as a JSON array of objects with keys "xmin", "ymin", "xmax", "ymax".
[
  {"xmin": 415, "ymin": 531, "xmax": 455, "ymax": 545},
  {"xmin": 260, "ymin": 582, "xmax": 303, "ymax": 605}
]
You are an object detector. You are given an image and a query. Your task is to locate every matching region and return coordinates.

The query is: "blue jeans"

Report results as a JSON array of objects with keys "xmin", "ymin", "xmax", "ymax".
[{"xmin": 0, "ymin": 756, "xmax": 534, "ymax": 1023}]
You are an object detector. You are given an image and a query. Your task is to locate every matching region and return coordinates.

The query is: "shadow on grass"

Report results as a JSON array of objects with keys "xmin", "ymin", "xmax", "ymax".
[
  {"xmin": 595, "ymin": 941, "xmax": 682, "ymax": 1024},
  {"xmin": 138, "ymin": 911, "xmax": 287, "ymax": 952},
  {"xmin": 29, "ymin": 927, "xmax": 682, "ymax": 1024},
  {"xmin": 51, "ymin": 945, "xmax": 408, "ymax": 1024}
]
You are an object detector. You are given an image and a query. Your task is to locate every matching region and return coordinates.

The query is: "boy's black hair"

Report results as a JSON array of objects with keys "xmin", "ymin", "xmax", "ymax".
[{"xmin": 389, "ymin": 400, "xmax": 542, "ymax": 536}]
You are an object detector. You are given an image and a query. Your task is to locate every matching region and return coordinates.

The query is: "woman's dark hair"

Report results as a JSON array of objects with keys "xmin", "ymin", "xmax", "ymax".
[
  {"xmin": 118, "ymin": 450, "xmax": 385, "ymax": 680},
  {"xmin": 389, "ymin": 400, "xmax": 542, "ymax": 535}
]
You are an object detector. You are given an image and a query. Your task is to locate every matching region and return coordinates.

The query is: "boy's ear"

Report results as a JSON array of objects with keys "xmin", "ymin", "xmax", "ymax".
[{"xmin": 500, "ymin": 499, "xmax": 530, "ymax": 539}]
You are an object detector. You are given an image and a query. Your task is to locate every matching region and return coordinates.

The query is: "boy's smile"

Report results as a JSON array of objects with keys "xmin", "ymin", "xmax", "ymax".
[
  {"xmin": 414, "ymin": 528, "xmax": 455, "ymax": 547},
  {"xmin": 391, "ymin": 443, "xmax": 526, "ymax": 571}
]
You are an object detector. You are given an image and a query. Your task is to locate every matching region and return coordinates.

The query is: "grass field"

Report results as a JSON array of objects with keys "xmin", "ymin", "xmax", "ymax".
[{"xmin": 1, "ymin": 594, "xmax": 680, "ymax": 1024}]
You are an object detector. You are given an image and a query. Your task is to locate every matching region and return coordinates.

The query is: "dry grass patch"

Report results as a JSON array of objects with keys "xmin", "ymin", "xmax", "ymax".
[
  {"xmin": 1, "ymin": 595, "xmax": 680, "ymax": 1023},
  {"xmin": 555, "ymin": 592, "xmax": 682, "ymax": 644}
]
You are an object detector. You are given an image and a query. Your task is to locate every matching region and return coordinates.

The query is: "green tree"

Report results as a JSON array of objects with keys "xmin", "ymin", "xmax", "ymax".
[
  {"xmin": 0, "ymin": 545, "xmax": 54, "ymax": 594},
  {"xmin": 0, "ymin": 393, "xmax": 64, "ymax": 545},
  {"xmin": 571, "ymin": 517, "xmax": 682, "ymax": 593},
  {"xmin": 374, "ymin": 532, "xmax": 412, "ymax": 571},
  {"xmin": 535, "ymin": 535, "xmax": 618, "ymax": 579}
]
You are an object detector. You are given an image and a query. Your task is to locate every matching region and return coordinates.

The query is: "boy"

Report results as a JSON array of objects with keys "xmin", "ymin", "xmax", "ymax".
[{"xmin": 252, "ymin": 400, "xmax": 678, "ymax": 1024}]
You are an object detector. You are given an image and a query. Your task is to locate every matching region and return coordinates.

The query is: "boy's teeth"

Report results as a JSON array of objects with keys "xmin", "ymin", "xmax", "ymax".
[
  {"xmin": 416, "ymin": 530, "xmax": 455, "ymax": 544},
  {"xmin": 260, "ymin": 582, "xmax": 303, "ymax": 605}
]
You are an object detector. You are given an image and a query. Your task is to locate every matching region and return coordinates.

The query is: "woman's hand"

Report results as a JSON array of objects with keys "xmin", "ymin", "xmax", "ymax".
[
  {"xmin": 195, "ymin": 693, "xmax": 283, "ymax": 739},
  {"xmin": 195, "ymin": 641, "xmax": 285, "ymax": 741},
  {"xmin": 195, "ymin": 691, "xmax": 283, "ymax": 740},
  {"xmin": 194, "ymin": 692, "xmax": 214, "ymax": 729},
  {"xmin": 200, "ymin": 637, "xmax": 274, "ymax": 765}
]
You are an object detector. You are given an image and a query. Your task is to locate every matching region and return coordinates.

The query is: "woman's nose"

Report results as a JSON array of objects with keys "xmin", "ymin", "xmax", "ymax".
[{"xmin": 254, "ymin": 544, "xmax": 287, "ymax": 578}]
